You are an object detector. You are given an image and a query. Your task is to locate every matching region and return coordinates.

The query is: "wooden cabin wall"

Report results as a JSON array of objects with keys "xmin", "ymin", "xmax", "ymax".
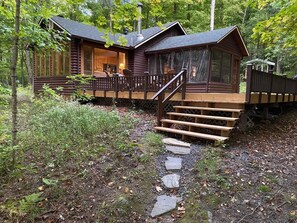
[
  {"xmin": 132, "ymin": 27, "xmax": 185, "ymax": 76},
  {"xmin": 217, "ymin": 34, "xmax": 242, "ymax": 57},
  {"xmin": 216, "ymin": 34, "xmax": 242, "ymax": 93},
  {"xmin": 71, "ymin": 38, "xmax": 81, "ymax": 74}
]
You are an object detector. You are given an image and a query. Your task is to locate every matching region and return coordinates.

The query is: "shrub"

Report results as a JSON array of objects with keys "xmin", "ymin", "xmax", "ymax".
[{"xmin": 0, "ymin": 84, "xmax": 11, "ymax": 106}]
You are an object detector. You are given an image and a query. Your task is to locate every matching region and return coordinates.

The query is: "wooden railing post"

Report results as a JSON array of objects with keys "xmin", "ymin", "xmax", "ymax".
[
  {"xmin": 182, "ymin": 69, "xmax": 187, "ymax": 100},
  {"xmin": 157, "ymin": 92, "xmax": 164, "ymax": 126},
  {"xmin": 144, "ymin": 74, "xmax": 148, "ymax": 100},
  {"xmin": 245, "ymin": 65, "xmax": 252, "ymax": 103},
  {"xmin": 115, "ymin": 77, "xmax": 119, "ymax": 98},
  {"xmin": 92, "ymin": 78, "xmax": 96, "ymax": 97}
]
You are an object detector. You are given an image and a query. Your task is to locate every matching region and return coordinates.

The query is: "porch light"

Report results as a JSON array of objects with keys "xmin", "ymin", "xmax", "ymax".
[{"xmin": 119, "ymin": 63, "xmax": 125, "ymax": 69}]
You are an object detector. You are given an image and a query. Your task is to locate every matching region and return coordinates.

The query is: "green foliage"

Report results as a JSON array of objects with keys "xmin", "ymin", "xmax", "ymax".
[
  {"xmin": 41, "ymin": 84, "xmax": 62, "ymax": 100},
  {"xmin": 19, "ymin": 192, "xmax": 43, "ymax": 215},
  {"xmin": 141, "ymin": 132, "xmax": 164, "ymax": 154},
  {"xmin": 252, "ymin": 0, "xmax": 297, "ymax": 52},
  {"xmin": 0, "ymin": 84, "xmax": 11, "ymax": 106},
  {"xmin": 240, "ymin": 82, "xmax": 246, "ymax": 93},
  {"xmin": 67, "ymin": 74, "xmax": 94, "ymax": 102},
  {"xmin": 1, "ymin": 192, "xmax": 44, "ymax": 221},
  {"xmin": 42, "ymin": 178, "xmax": 58, "ymax": 186},
  {"xmin": 19, "ymin": 99, "xmax": 136, "ymax": 166},
  {"xmin": 258, "ymin": 184, "xmax": 271, "ymax": 193}
]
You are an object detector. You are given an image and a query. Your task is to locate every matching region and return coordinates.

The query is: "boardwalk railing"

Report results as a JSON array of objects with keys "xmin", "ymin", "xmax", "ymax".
[{"xmin": 246, "ymin": 65, "xmax": 297, "ymax": 103}]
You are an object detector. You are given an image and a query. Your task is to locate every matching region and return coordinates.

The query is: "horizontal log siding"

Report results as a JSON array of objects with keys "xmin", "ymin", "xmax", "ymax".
[
  {"xmin": 133, "ymin": 28, "xmax": 184, "ymax": 76},
  {"xmin": 186, "ymin": 83, "xmax": 207, "ymax": 93},
  {"xmin": 128, "ymin": 52, "xmax": 134, "ymax": 74},
  {"xmin": 71, "ymin": 38, "xmax": 81, "ymax": 75},
  {"xmin": 34, "ymin": 76, "xmax": 76, "ymax": 95},
  {"xmin": 207, "ymin": 82, "xmax": 233, "ymax": 93}
]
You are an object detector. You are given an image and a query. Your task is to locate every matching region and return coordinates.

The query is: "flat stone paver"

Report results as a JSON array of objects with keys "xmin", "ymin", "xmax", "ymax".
[
  {"xmin": 165, "ymin": 157, "xmax": 182, "ymax": 170},
  {"xmin": 165, "ymin": 145, "xmax": 191, "ymax": 154},
  {"xmin": 150, "ymin": 195, "xmax": 180, "ymax": 218},
  {"xmin": 161, "ymin": 173, "xmax": 180, "ymax": 188},
  {"xmin": 162, "ymin": 138, "xmax": 191, "ymax": 148}
]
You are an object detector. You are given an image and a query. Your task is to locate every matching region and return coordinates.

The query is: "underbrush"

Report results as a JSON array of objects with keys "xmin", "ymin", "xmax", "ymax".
[
  {"xmin": 0, "ymin": 88, "xmax": 158, "ymax": 222},
  {"xmin": 20, "ymin": 99, "xmax": 136, "ymax": 167}
]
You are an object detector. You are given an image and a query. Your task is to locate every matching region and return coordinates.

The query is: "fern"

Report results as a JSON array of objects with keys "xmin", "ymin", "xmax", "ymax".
[{"xmin": 19, "ymin": 192, "xmax": 43, "ymax": 214}]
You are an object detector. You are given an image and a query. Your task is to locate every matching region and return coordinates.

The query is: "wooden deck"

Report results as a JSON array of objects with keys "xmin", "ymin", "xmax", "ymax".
[
  {"xmin": 34, "ymin": 67, "xmax": 297, "ymax": 142},
  {"xmin": 87, "ymin": 90, "xmax": 246, "ymax": 103}
]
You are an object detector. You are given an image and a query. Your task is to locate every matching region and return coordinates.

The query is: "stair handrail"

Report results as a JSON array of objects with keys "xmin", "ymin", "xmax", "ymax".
[{"xmin": 151, "ymin": 69, "xmax": 187, "ymax": 125}]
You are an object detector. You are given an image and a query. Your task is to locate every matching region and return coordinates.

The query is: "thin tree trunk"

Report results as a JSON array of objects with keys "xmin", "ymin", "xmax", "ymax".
[
  {"xmin": 210, "ymin": 0, "xmax": 215, "ymax": 30},
  {"xmin": 25, "ymin": 47, "xmax": 33, "ymax": 86},
  {"xmin": 242, "ymin": 5, "xmax": 248, "ymax": 26},
  {"xmin": 187, "ymin": 4, "xmax": 190, "ymax": 21},
  {"xmin": 21, "ymin": 49, "xmax": 24, "ymax": 86},
  {"xmin": 10, "ymin": 0, "xmax": 21, "ymax": 168}
]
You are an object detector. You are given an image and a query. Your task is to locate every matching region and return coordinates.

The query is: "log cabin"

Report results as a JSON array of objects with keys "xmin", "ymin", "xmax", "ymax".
[{"xmin": 33, "ymin": 13, "xmax": 297, "ymax": 142}]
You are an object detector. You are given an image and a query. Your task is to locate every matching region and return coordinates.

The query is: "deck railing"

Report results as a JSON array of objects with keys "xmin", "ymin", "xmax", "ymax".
[
  {"xmin": 83, "ymin": 73, "xmax": 176, "ymax": 99},
  {"xmin": 151, "ymin": 69, "xmax": 187, "ymax": 125},
  {"xmin": 246, "ymin": 65, "xmax": 297, "ymax": 103}
]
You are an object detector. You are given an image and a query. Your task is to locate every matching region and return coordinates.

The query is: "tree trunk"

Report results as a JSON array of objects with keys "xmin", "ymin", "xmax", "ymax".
[
  {"xmin": 187, "ymin": 4, "xmax": 190, "ymax": 21},
  {"xmin": 242, "ymin": 5, "xmax": 248, "ymax": 26},
  {"xmin": 10, "ymin": 0, "xmax": 21, "ymax": 167},
  {"xmin": 210, "ymin": 0, "xmax": 216, "ymax": 31},
  {"xmin": 21, "ymin": 48, "xmax": 25, "ymax": 86},
  {"xmin": 25, "ymin": 48, "xmax": 33, "ymax": 86}
]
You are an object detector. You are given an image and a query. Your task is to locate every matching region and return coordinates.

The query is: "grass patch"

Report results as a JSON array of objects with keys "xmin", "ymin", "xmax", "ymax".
[
  {"xmin": 19, "ymin": 99, "xmax": 137, "ymax": 166},
  {"xmin": 138, "ymin": 132, "xmax": 164, "ymax": 162},
  {"xmin": 258, "ymin": 185, "xmax": 271, "ymax": 193}
]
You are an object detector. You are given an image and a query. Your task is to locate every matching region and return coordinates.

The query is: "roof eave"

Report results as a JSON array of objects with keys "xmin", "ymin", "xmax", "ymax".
[
  {"xmin": 134, "ymin": 22, "xmax": 186, "ymax": 49},
  {"xmin": 49, "ymin": 18, "xmax": 72, "ymax": 36},
  {"xmin": 145, "ymin": 42, "xmax": 216, "ymax": 54},
  {"xmin": 71, "ymin": 35, "xmax": 131, "ymax": 50}
]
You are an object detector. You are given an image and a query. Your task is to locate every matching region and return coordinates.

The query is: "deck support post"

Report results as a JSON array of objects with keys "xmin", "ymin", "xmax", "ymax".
[
  {"xmin": 246, "ymin": 65, "xmax": 252, "ymax": 103},
  {"xmin": 262, "ymin": 105, "xmax": 269, "ymax": 120}
]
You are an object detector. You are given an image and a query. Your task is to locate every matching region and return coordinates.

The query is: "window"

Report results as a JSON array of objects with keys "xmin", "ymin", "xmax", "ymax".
[
  {"xmin": 148, "ymin": 49, "xmax": 209, "ymax": 83},
  {"xmin": 84, "ymin": 46, "xmax": 93, "ymax": 75},
  {"xmin": 83, "ymin": 46, "xmax": 127, "ymax": 77},
  {"xmin": 189, "ymin": 50, "xmax": 209, "ymax": 83},
  {"xmin": 34, "ymin": 43, "xmax": 70, "ymax": 77},
  {"xmin": 211, "ymin": 50, "xmax": 231, "ymax": 83}
]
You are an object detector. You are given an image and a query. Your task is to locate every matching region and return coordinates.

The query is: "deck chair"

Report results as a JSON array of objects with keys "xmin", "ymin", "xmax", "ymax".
[
  {"xmin": 123, "ymin": 69, "xmax": 133, "ymax": 77},
  {"xmin": 122, "ymin": 69, "xmax": 134, "ymax": 90},
  {"xmin": 104, "ymin": 70, "xmax": 112, "ymax": 78}
]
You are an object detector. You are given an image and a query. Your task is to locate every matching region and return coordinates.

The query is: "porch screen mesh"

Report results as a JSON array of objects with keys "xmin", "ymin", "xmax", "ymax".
[{"xmin": 148, "ymin": 49, "xmax": 209, "ymax": 83}]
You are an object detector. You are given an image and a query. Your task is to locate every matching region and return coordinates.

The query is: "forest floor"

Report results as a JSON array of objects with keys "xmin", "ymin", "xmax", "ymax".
[{"xmin": 0, "ymin": 92, "xmax": 297, "ymax": 222}]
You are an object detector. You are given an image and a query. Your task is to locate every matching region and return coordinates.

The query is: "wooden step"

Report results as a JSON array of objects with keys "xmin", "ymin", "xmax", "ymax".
[
  {"xmin": 167, "ymin": 112, "xmax": 238, "ymax": 121},
  {"xmin": 155, "ymin": 126, "xmax": 228, "ymax": 141},
  {"xmin": 161, "ymin": 119, "xmax": 233, "ymax": 131},
  {"xmin": 174, "ymin": 105, "xmax": 242, "ymax": 113}
]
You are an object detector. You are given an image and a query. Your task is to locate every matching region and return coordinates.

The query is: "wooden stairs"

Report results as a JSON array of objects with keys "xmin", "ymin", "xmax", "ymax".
[{"xmin": 155, "ymin": 103, "xmax": 244, "ymax": 141}]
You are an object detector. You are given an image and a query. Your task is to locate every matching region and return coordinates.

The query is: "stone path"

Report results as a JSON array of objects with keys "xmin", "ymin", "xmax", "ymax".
[{"xmin": 150, "ymin": 138, "xmax": 191, "ymax": 218}]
